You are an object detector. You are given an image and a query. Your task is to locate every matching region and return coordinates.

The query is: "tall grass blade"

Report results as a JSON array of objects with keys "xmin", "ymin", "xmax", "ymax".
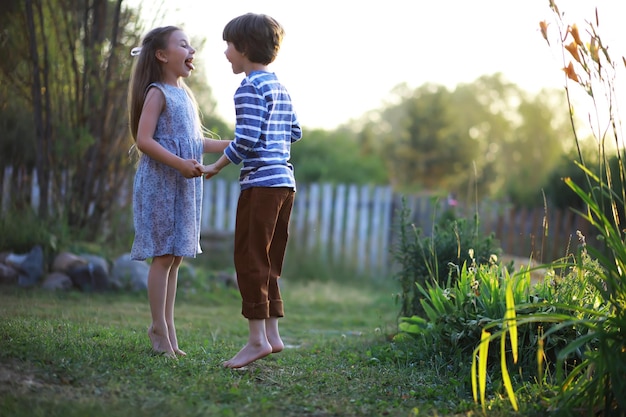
[
  {"xmin": 478, "ymin": 329, "xmax": 490, "ymax": 412},
  {"xmin": 556, "ymin": 332, "xmax": 596, "ymax": 362},
  {"xmin": 537, "ymin": 327, "xmax": 545, "ymax": 385},
  {"xmin": 504, "ymin": 271, "xmax": 518, "ymax": 364},
  {"xmin": 471, "ymin": 350, "xmax": 478, "ymax": 403},
  {"xmin": 500, "ymin": 332, "xmax": 519, "ymax": 411}
]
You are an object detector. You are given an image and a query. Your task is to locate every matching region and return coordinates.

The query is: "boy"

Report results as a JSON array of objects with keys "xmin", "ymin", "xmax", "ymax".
[{"xmin": 202, "ymin": 13, "xmax": 302, "ymax": 368}]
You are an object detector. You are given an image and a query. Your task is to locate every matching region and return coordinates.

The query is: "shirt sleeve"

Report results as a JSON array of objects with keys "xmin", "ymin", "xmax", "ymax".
[
  {"xmin": 291, "ymin": 114, "xmax": 302, "ymax": 143},
  {"xmin": 224, "ymin": 83, "xmax": 266, "ymax": 165}
]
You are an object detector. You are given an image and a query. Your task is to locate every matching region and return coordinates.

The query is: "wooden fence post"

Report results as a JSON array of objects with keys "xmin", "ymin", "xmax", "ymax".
[
  {"xmin": 319, "ymin": 183, "xmax": 333, "ymax": 259},
  {"xmin": 356, "ymin": 185, "xmax": 370, "ymax": 273},
  {"xmin": 332, "ymin": 184, "xmax": 346, "ymax": 263}
]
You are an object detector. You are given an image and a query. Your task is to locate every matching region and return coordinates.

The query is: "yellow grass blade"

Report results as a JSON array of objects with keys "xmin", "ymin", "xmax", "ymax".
[
  {"xmin": 501, "ymin": 332, "xmax": 519, "ymax": 410},
  {"xmin": 478, "ymin": 329, "xmax": 490, "ymax": 412},
  {"xmin": 504, "ymin": 273, "xmax": 518, "ymax": 364},
  {"xmin": 537, "ymin": 330, "xmax": 545, "ymax": 384},
  {"xmin": 471, "ymin": 350, "xmax": 478, "ymax": 402}
]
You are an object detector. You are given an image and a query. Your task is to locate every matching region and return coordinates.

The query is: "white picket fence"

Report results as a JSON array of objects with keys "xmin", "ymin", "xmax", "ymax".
[
  {"xmin": 3, "ymin": 165, "xmax": 590, "ymax": 275},
  {"xmin": 201, "ymin": 179, "xmax": 396, "ymax": 275},
  {"xmin": 1, "ymin": 166, "xmax": 397, "ymax": 274}
]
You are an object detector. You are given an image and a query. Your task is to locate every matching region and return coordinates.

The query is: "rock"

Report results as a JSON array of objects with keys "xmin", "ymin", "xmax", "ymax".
[
  {"xmin": 177, "ymin": 262, "xmax": 197, "ymax": 288},
  {"xmin": 0, "ymin": 251, "xmax": 11, "ymax": 264},
  {"xmin": 80, "ymin": 254, "xmax": 109, "ymax": 276},
  {"xmin": 110, "ymin": 253, "xmax": 149, "ymax": 291},
  {"xmin": 15, "ymin": 246, "xmax": 44, "ymax": 287},
  {"xmin": 67, "ymin": 262, "xmax": 109, "ymax": 292},
  {"xmin": 42, "ymin": 272, "xmax": 73, "ymax": 291},
  {"xmin": 52, "ymin": 252, "xmax": 87, "ymax": 273},
  {"xmin": 5, "ymin": 253, "xmax": 27, "ymax": 268},
  {"xmin": 0, "ymin": 263, "xmax": 19, "ymax": 285}
]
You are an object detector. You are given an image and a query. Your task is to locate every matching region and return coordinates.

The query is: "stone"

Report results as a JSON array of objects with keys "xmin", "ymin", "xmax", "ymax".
[
  {"xmin": 52, "ymin": 252, "xmax": 87, "ymax": 273},
  {"xmin": 0, "ymin": 263, "xmax": 19, "ymax": 285},
  {"xmin": 110, "ymin": 253, "xmax": 149, "ymax": 291},
  {"xmin": 16, "ymin": 246, "xmax": 44, "ymax": 287},
  {"xmin": 4, "ymin": 253, "xmax": 27, "ymax": 268},
  {"xmin": 67, "ymin": 262, "xmax": 109, "ymax": 292},
  {"xmin": 80, "ymin": 254, "xmax": 109, "ymax": 276},
  {"xmin": 42, "ymin": 272, "xmax": 73, "ymax": 291}
]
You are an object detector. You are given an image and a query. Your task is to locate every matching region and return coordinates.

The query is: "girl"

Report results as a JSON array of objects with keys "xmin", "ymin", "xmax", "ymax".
[{"xmin": 128, "ymin": 26, "xmax": 229, "ymax": 357}]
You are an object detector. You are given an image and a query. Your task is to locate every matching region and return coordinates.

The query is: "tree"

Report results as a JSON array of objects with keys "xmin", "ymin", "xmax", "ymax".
[
  {"xmin": 365, "ymin": 82, "xmax": 482, "ymax": 194},
  {"xmin": 504, "ymin": 90, "xmax": 571, "ymax": 206},
  {"xmin": 360, "ymin": 74, "xmax": 570, "ymax": 203},
  {"xmin": 0, "ymin": 0, "xmax": 141, "ymax": 235},
  {"xmin": 0, "ymin": 0, "xmax": 223, "ymax": 242},
  {"xmin": 289, "ymin": 128, "xmax": 388, "ymax": 184},
  {"xmin": 454, "ymin": 74, "xmax": 569, "ymax": 205}
]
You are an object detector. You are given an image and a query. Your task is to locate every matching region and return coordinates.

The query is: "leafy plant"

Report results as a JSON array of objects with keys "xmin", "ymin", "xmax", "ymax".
[
  {"xmin": 540, "ymin": 2, "xmax": 625, "ymax": 413},
  {"xmin": 398, "ymin": 221, "xmax": 611, "ymax": 412},
  {"xmin": 0, "ymin": 208, "xmax": 71, "ymax": 264},
  {"xmin": 471, "ymin": 2, "xmax": 626, "ymax": 414},
  {"xmin": 392, "ymin": 198, "xmax": 503, "ymax": 318},
  {"xmin": 399, "ymin": 253, "xmax": 539, "ymax": 370}
]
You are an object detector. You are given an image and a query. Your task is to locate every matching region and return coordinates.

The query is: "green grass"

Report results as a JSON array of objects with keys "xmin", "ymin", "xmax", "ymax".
[{"xmin": 0, "ymin": 279, "xmax": 510, "ymax": 417}]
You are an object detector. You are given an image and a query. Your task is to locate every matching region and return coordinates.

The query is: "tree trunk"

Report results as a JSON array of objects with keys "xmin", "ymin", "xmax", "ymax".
[{"xmin": 24, "ymin": 0, "xmax": 50, "ymax": 217}]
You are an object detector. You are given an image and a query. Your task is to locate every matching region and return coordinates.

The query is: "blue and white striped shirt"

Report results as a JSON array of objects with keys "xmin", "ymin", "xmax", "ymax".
[{"xmin": 224, "ymin": 70, "xmax": 302, "ymax": 191}]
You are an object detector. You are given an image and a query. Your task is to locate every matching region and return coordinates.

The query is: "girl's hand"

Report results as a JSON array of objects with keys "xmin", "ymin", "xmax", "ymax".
[{"xmin": 179, "ymin": 159, "xmax": 203, "ymax": 178}]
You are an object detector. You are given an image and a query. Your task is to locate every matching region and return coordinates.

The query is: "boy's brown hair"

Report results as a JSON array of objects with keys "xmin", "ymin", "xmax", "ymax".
[{"xmin": 223, "ymin": 13, "xmax": 284, "ymax": 65}]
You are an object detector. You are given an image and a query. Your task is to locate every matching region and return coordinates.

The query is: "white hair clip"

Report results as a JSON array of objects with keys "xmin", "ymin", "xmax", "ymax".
[{"xmin": 130, "ymin": 46, "xmax": 142, "ymax": 57}]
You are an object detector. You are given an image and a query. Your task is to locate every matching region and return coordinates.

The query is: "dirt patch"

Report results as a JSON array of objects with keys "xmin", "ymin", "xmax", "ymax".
[{"xmin": 0, "ymin": 359, "xmax": 84, "ymax": 400}]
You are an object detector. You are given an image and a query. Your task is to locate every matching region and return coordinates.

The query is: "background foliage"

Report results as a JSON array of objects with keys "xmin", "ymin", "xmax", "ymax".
[{"xmin": 0, "ymin": 0, "xmax": 586, "ymax": 258}]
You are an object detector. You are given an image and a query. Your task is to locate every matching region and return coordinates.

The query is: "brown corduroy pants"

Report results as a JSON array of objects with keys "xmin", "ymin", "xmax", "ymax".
[{"xmin": 233, "ymin": 187, "xmax": 295, "ymax": 319}]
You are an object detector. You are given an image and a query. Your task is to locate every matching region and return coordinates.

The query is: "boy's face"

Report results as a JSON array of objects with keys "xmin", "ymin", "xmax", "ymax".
[{"xmin": 224, "ymin": 41, "xmax": 245, "ymax": 75}]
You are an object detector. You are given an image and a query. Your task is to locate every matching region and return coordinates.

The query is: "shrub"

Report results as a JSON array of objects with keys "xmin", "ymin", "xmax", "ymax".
[
  {"xmin": 392, "ymin": 199, "xmax": 503, "ymax": 317},
  {"xmin": 0, "ymin": 208, "xmax": 69, "ymax": 264}
]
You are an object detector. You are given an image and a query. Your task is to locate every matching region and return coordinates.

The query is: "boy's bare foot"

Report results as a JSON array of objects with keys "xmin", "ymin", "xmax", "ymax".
[
  {"xmin": 266, "ymin": 318, "xmax": 284, "ymax": 353},
  {"xmin": 223, "ymin": 341, "xmax": 272, "ymax": 368},
  {"xmin": 148, "ymin": 325, "xmax": 175, "ymax": 356},
  {"xmin": 267, "ymin": 335, "xmax": 284, "ymax": 353}
]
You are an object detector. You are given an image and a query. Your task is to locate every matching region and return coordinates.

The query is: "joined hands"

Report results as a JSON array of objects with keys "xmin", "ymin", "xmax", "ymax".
[{"xmin": 190, "ymin": 160, "xmax": 220, "ymax": 179}]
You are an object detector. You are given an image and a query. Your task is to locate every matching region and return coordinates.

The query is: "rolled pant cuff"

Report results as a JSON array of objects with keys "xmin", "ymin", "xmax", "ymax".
[
  {"xmin": 269, "ymin": 299, "xmax": 284, "ymax": 318},
  {"xmin": 242, "ymin": 301, "xmax": 270, "ymax": 319},
  {"xmin": 241, "ymin": 299, "xmax": 284, "ymax": 319}
]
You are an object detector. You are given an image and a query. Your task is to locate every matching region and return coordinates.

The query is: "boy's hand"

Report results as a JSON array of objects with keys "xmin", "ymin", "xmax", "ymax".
[
  {"xmin": 200, "ymin": 154, "xmax": 230, "ymax": 179},
  {"xmin": 201, "ymin": 163, "xmax": 221, "ymax": 179}
]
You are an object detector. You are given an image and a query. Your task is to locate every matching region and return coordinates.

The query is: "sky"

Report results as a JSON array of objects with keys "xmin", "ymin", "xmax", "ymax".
[{"xmin": 132, "ymin": 0, "xmax": 626, "ymax": 130}]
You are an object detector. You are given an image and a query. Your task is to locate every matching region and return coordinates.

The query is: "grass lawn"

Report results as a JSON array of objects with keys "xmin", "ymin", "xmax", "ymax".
[{"xmin": 0, "ymin": 278, "xmax": 493, "ymax": 417}]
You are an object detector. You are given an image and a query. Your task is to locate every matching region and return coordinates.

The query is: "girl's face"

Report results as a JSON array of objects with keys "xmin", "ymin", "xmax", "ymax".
[
  {"xmin": 160, "ymin": 30, "xmax": 196, "ymax": 80},
  {"xmin": 224, "ymin": 41, "xmax": 245, "ymax": 75}
]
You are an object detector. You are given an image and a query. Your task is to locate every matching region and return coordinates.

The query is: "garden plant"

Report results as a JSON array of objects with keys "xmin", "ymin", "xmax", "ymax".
[{"xmin": 396, "ymin": 2, "xmax": 626, "ymax": 415}]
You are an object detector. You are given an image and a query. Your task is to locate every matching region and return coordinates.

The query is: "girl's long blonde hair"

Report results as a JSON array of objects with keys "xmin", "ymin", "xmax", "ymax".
[
  {"xmin": 128, "ymin": 26, "xmax": 181, "ymax": 142},
  {"xmin": 127, "ymin": 26, "xmax": 217, "ymax": 161}
]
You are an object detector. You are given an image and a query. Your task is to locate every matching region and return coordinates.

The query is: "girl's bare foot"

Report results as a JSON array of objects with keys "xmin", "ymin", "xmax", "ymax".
[
  {"xmin": 223, "ymin": 341, "xmax": 272, "ymax": 369},
  {"xmin": 167, "ymin": 328, "xmax": 187, "ymax": 356},
  {"xmin": 148, "ymin": 325, "xmax": 175, "ymax": 357}
]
